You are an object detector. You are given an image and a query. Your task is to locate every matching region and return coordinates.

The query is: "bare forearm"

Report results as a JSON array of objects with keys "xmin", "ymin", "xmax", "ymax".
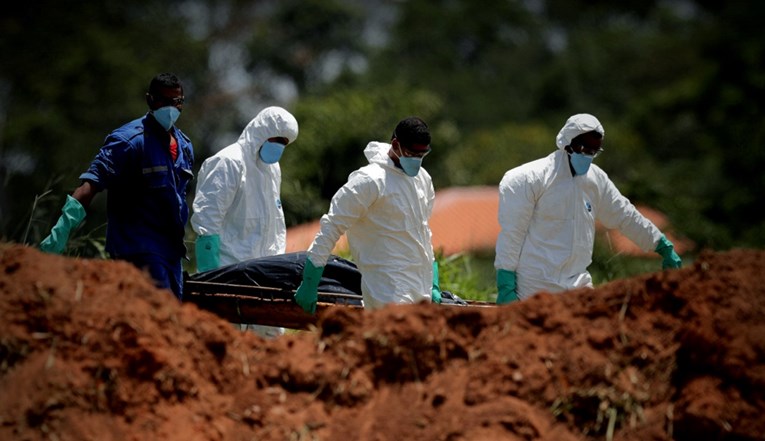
[{"xmin": 71, "ymin": 181, "xmax": 98, "ymax": 210}]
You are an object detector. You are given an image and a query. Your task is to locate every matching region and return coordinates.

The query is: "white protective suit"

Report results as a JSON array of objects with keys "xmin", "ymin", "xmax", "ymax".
[
  {"xmin": 191, "ymin": 107, "xmax": 299, "ymax": 264},
  {"xmin": 307, "ymin": 141, "xmax": 436, "ymax": 309},
  {"xmin": 191, "ymin": 107, "xmax": 298, "ymax": 338},
  {"xmin": 494, "ymin": 113, "xmax": 663, "ymax": 300}
]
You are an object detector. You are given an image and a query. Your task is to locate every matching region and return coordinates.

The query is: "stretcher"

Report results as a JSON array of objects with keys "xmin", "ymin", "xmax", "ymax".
[{"xmin": 183, "ymin": 252, "xmax": 489, "ymax": 330}]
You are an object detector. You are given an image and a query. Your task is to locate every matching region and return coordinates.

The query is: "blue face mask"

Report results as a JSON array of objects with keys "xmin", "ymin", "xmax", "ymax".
[
  {"xmin": 259, "ymin": 141, "xmax": 286, "ymax": 164},
  {"xmin": 392, "ymin": 145, "xmax": 424, "ymax": 177},
  {"xmin": 399, "ymin": 156, "xmax": 423, "ymax": 177},
  {"xmin": 152, "ymin": 106, "xmax": 181, "ymax": 131},
  {"xmin": 569, "ymin": 152, "xmax": 593, "ymax": 176}
]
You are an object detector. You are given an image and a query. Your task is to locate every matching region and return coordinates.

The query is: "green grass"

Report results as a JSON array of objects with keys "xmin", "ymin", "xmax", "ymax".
[
  {"xmin": 589, "ymin": 238, "xmax": 695, "ymax": 286},
  {"xmin": 436, "ymin": 251, "xmax": 496, "ymax": 302}
]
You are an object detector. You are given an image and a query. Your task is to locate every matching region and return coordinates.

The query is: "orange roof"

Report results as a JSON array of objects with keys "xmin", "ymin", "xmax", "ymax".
[
  {"xmin": 428, "ymin": 186, "xmax": 500, "ymax": 256},
  {"xmin": 286, "ymin": 186, "xmax": 693, "ymax": 257}
]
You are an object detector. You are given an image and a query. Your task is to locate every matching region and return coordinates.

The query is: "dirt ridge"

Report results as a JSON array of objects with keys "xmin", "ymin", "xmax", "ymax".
[{"xmin": 1, "ymin": 244, "xmax": 763, "ymax": 440}]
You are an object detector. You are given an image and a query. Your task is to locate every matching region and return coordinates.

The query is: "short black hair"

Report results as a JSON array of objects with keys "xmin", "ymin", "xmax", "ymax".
[
  {"xmin": 392, "ymin": 116, "xmax": 431, "ymax": 147},
  {"xmin": 148, "ymin": 73, "xmax": 182, "ymax": 96}
]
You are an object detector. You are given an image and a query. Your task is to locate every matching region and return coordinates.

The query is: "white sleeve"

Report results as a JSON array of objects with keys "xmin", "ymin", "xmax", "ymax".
[
  {"xmin": 190, "ymin": 155, "xmax": 241, "ymax": 236},
  {"xmin": 426, "ymin": 177, "xmax": 436, "ymax": 219},
  {"xmin": 495, "ymin": 171, "xmax": 536, "ymax": 271},
  {"xmin": 426, "ymin": 176, "xmax": 436, "ymax": 257},
  {"xmin": 307, "ymin": 171, "xmax": 379, "ymax": 267},
  {"xmin": 595, "ymin": 174, "xmax": 662, "ymax": 252}
]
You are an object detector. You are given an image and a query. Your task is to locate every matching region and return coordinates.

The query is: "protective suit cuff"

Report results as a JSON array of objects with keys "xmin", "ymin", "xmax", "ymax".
[
  {"xmin": 654, "ymin": 234, "xmax": 673, "ymax": 253},
  {"xmin": 306, "ymin": 253, "xmax": 328, "ymax": 268}
]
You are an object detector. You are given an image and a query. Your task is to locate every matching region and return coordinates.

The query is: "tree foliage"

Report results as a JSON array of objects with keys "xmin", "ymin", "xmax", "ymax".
[
  {"xmin": 282, "ymin": 84, "xmax": 448, "ymax": 225},
  {"xmin": 0, "ymin": 1, "xmax": 209, "ymax": 248},
  {"xmin": 1, "ymin": 0, "xmax": 763, "ymax": 255}
]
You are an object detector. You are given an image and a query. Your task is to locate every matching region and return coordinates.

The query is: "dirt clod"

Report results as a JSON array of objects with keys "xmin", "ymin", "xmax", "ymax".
[{"xmin": 1, "ymin": 244, "xmax": 764, "ymax": 440}]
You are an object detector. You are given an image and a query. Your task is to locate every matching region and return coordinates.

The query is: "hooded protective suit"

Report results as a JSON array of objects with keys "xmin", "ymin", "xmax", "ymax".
[
  {"xmin": 494, "ymin": 114, "xmax": 663, "ymax": 300},
  {"xmin": 307, "ymin": 141, "xmax": 436, "ymax": 309},
  {"xmin": 191, "ymin": 106, "xmax": 299, "ymax": 265}
]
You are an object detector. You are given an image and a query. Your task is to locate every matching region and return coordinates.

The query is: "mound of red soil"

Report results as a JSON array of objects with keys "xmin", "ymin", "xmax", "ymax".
[{"xmin": 1, "ymin": 244, "xmax": 763, "ymax": 441}]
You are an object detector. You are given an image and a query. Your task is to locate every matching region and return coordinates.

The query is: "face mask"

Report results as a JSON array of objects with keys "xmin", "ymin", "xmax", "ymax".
[
  {"xmin": 392, "ymin": 145, "xmax": 423, "ymax": 177},
  {"xmin": 259, "ymin": 141, "xmax": 286, "ymax": 164},
  {"xmin": 569, "ymin": 152, "xmax": 593, "ymax": 176},
  {"xmin": 152, "ymin": 106, "xmax": 181, "ymax": 131},
  {"xmin": 399, "ymin": 156, "xmax": 423, "ymax": 177}
]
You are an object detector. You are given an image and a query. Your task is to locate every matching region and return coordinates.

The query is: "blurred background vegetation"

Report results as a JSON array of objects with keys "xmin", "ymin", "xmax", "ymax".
[{"xmin": 2, "ymin": 0, "xmax": 763, "ymax": 298}]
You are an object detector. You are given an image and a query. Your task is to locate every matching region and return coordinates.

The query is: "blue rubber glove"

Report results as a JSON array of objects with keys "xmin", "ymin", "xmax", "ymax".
[
  {"xmin": 431, "ymin": 260, "xmax": 442, "ymax": 304},
  {"xmin": 294, "ymin": 257, "xmax": 324, "ymax": 314},
  {"xmin": 40, "ymin": 195, "xmax": 86, "ymax": 254},
  {"xmin": 655, "ymin": 234, "xmax": 682, "ymax": 269},
  {"xmin": 195, "ymin": 234, "xmax": 221, "ymax": 272},
  {"xmin": 496, "ymin": 269, "xmax": 520, "ymax": 304}
]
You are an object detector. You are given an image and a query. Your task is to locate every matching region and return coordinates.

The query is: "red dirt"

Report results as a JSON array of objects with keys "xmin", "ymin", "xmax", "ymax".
[{"xmin": 1, "ymin": 243, "xmax": 763, "ymax": 441}]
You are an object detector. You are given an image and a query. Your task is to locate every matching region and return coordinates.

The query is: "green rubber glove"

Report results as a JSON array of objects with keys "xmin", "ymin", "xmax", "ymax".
[
  {"xmin": 40, "ymin": 195, "xmax": 86, "ymax": 254},
  {"xmin": 496, "ymin": 269, "xmax": 520, "ymax": 304},
  {"xmin": 195, "ymin": 234, "xmax": 221, "ymax": 272},
  {"xmin": 431, "ymin": 260, "xmax": 442, "ymax": 304},
  {"xmin": 655, "ymin": 234, "xmax": 682, "ymax": 269},
  {"xmin": 294, "ymin": 257, "xmax": 324, "ymax": 314}
]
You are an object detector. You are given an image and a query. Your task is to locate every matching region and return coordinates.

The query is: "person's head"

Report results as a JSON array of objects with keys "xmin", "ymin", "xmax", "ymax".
[
  {"xmin": 389, "ymin": 116, "xmax": 431, "ymax": 177},
  {"xmin": 243, "ymin": 106, "xmax": 299, "ymax": 164},
  {"xmin": 566, "ymin": 131, "xmax": 604, "ymax": 157},
  {"xmin": 555, "ymin": 113, "xmax": 605, "ymax": 152},
  {"xmin": 556, "ymin": 113, "xmax": 605, "ymax": 175},
  {"xmin": 146, "ymin": 73, "xmax": 184, "ymax": 111},
  {"xmin": 258, "ymin": 106, "xmax": 299, "ymax": 145},
  {"xmin": 146, "ymin": 73, "xmax": 184, "ymax": 131}
]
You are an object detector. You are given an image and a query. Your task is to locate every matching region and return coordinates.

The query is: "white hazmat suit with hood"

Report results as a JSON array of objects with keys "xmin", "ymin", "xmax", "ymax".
[
  {"xmin": 192, "ymin": 106, "xmax": 298, "ymax": 264},
  {"xmin": 495, "ymin": 114, "xmax": 663, "ymax": 300},
  {"xmin": 306, "ymin": 141, "xmax": 436, "ymax": 309},
  {"xmin": 191, "ymin": 106, "xmax": 298, "ymax": 337}
]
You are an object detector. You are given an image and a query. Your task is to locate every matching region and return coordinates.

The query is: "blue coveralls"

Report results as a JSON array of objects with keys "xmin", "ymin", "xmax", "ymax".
[{"xmin": 80, "ymin": 113, "xmax": 194, "ymax": 300}]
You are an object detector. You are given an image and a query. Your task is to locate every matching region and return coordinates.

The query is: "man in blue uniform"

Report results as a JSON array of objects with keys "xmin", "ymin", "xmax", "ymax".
[{"xmin": 40, "ymin": 72, "xmax": 194, "ymax": 300}]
